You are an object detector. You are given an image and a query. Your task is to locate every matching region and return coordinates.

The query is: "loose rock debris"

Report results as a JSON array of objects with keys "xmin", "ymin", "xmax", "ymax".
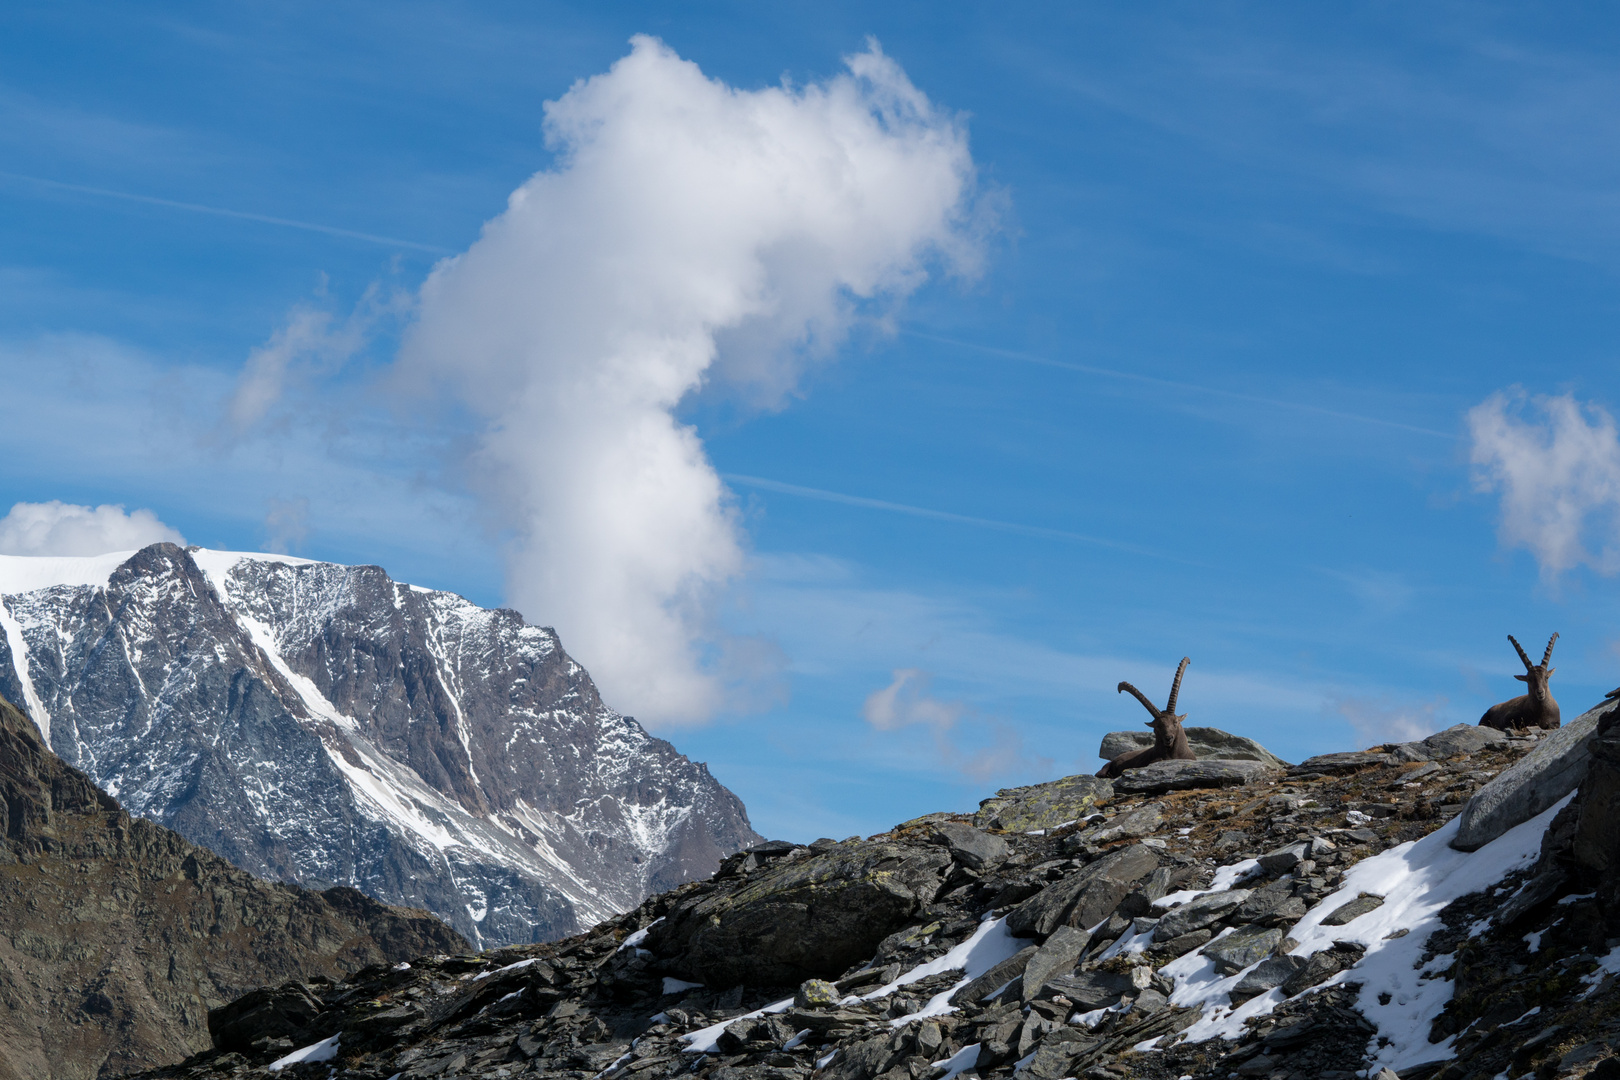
[{"xmin": 132, "ymin": 715, "xmax": 1620, "ymax": 1080}]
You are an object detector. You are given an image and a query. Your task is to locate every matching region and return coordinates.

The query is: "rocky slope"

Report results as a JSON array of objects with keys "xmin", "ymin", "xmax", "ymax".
[
  {"xmin": 0, "ymin": 544, "xmax": 760, "ymax": 947},
  {"xmin": 0, "ymin": 694, "xmax": 467, "ymax": 1080},
  {"xmin": 127, "ymin": 703, "xmax": 1620, "ymax": 1080}
]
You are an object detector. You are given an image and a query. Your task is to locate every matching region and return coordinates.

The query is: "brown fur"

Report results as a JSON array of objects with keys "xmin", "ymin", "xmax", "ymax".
[
  {"xmin": 1479, "ymin": 633, "xmax": 1561, "ymax": 731},
  {"xmin": 1097, "ymin": 657, "xmax": 1197, "ymax": 778}
]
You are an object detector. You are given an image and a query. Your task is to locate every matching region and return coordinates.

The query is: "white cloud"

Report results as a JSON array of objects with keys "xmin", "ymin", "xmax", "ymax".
[
  {"xmin": 395, "ymin": 35, "xmax": 985, "ymax": 725},
  {"xmin": 0, "ymin": 500, "xmax": 185, "ymax": 557},
  {"xmin": 1468, "ymin": 389, "xmax": 1620, "ymax": 579},
  {"xmin": 862, "ymin": 668, "xmax": 1053, "ymax": 783},
  {"xmin": 863, "ymin": 668, "xmax": 964, "ymax": 732},
  {"xmin": 1330, "ymin": 695, "xmax": 1447, "ymax": 747}
]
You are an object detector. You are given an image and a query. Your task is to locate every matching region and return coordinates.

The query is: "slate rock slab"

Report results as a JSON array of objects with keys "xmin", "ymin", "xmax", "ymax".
[
  {"xmin": 1038, "ymin": 969, "xmax": 1149, "ymax": 1011},
  {"xmin": 973, "ymin": 775, "xmax": 1114, "ymax": 832},
  {"xmin": 951, "ymin": 946, "xmax": 1037, "ymax": 1005},
  {"xmin": 1230, "ymin": 954, "xmax": 1308, "ymax": 1001},
  {"xmin": 1099, "ymin": 726, "xmax": 1290, "ymax": 769},
  {"xmin": 1006, "ymin": 843, "xmax": 1161, "ymax": 938},
  {"xmin": 1021, "ymin": 925, "xmax": 1091, "ymax": 1002},
  {"xmin": 931, "ymin": 821, "xmax": 1010, "ymax": 870},
  {"xmin": 1203, "ymin": 925, "xmax": 1285, "ymax": 975},
  {"xmin": 1155, "ymin": 888, "xmax": 1252, "ymax": 940},
  {"xmin": 1454, "ymin": 700, "xmax": 1617, "ymax": 851},
  {"xmin": 1112, "ymin": 759, "xmax": 1279, "ymax": 795},
  {"xmin": 649, "ymin": 841, "xmax": 951, "ymax": 986},
  {"xmin": 1288, "ymin": 751, "xmax": 1395, "ymax": 776},
  {"xmin": 1320, "ymin": 893, "xmax": 1385, "ymax": 926},
  {"xmin": 1388, "ymin": 724, "xmax": 1507, "ymax": 762},
  {"xmin": 1075, "ymin": 802, "xmax": 1165, "ymax": 845}
]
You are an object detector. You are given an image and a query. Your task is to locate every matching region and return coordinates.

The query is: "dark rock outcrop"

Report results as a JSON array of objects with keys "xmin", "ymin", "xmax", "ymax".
[
  {"xmin": 1099, "ymin": 726, "xmax": 1289, "ymax": 768},
  {"xmin": 0, "ymin": 694, "xmax": 466, "ymax": 1080}
]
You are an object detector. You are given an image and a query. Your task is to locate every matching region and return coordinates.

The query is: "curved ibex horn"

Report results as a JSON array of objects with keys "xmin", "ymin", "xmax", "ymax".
[
  {"xmin": 1118, "ymin": 681, "xmax": 1162, "ymax": 719},
  {"xmin": 1508, "ymin": 634, "xmax": 1534, "ymax": 671},
  {"xmin": 1165, "ymin": 657, "xmax": 1190, "ymax": 715},
  {"xmin": 1543, "ymin": 632, "xmax": 1559, "ymax": 667}
]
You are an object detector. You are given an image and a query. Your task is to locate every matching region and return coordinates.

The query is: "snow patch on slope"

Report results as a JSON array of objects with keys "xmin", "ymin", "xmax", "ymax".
[{"xmin": 1159, "ymin": 794, "xmax": 1574, "ymax": 1073}]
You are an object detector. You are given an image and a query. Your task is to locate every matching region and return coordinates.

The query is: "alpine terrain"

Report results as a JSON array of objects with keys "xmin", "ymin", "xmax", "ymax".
[
  {"xmin": 0, "ymin": 543, "xmax": 760, "ymax": 948},
  {"xmin": 126, "ymin": 697, "xmax": 1620, "ymax": 1080}
]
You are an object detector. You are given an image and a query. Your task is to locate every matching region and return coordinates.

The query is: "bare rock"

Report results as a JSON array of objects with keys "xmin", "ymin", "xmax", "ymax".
[
  {"xmin": 1020, "ymin": 925, "xmax": 1090, "ymax": 1002},
  {"xmin": 1155, "ymin": 888, "xmax": 1252, "ymax": 940},
  {"xmin": 1006, "ymin": 843, "xmax": 1161, "ymax": 938},
  {"xmin": 1454, "ymin": 700, "xmax": 1616, "ymax": 851},
  {"xmin": 1203, "ymin": 925, "xmax": 1285, "ymax": 975},
  {"xmin": 1112, "ymin": 759, "xmax": 1280, "ymax": 795},
  {"xmin": 1099, "ymin": 727, "xmax": 1290, "ymax": 768},
  {"xmin": 931, "ymin": 821, "xmax": 1010, "ymax": 871},
  {"xmin": 973, "ymin": 775, "xmax": 1114, "ymax": 832}
]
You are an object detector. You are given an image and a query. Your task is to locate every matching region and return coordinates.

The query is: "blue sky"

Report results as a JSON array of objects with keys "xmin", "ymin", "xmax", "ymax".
[{"xmin": 4, "ymin": 2, "xmax": 1620, "ymax": 842}]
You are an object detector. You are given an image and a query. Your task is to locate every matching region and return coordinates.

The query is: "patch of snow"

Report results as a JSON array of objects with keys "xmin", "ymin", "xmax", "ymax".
[
  {"xmin": 619, "ymin": 918, "xmax": 663, "ymax": 951},
  {"xmin": 1557, "ymin": 892, "xmax": 1596, "ymax": 905},
  {"xmin": 663, "ymin": 977, "xmax": 703, "ymax": 995},
  {"xmin": 0, "ymin": 550, "xmax": 137, "ymax": 593},
  {"xmin": 1523, "ymin": 930, "xmax": 1545, "ymax": 953},
  {"xmin": 1095, "ymin": 925, "xmax": 1153, "ymax": 961},
  {"xmin": 268, "ymin": 1034, "xmax": 339, "ymax": 1071},
  {"xmin": 1160, "ymin": 792, "xmax": 1575, "ymax": 1074},
  {"xmin": 1155, "ymin": 859, "xmax": 1262, "ymax": 911},
  {"xmin": 0, "ymin": 598, "xmax": 48, "ymax": 742},
  {"xmin": 473, "ymin": 958, "xmax": 540, "ymax": 981},
  {"xmin": 816, "ymin": 1049, "xmax": 839, "ymax": 1070},
  {"xmin": 783, "ymin": 1029, "xmax": 812, "ymax": 1050},
  {"xmin": 933, "ymin": 1043, "xmax": 981, "ymax": 1080},
  {"xmin": 1580, "ymin": 945, "xmax": 1620, "ymax": 996},
  {"xmin": 869, "ymin": 915, "xmax": 1029, "ymax": 1027}
]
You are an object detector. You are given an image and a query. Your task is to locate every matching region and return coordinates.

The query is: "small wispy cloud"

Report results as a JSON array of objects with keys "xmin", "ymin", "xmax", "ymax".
[
  {"xmin": 0, "ymin": 500, "xmax": 184, "ymax": 557},
  {"xmin": 1468, "ymin": 388, "xmax": 1620, "ymax": 580},
  {"xmin": 1329, "ymin": 694, "xmax": 1447, "ymax": 747},
  {"xmin": 263, "ymin": 497, "xmax": 310, "ymax": 554},
  {"xmin": 862, "ymin": 668, "xmax": 1053, "ymax": 783}
]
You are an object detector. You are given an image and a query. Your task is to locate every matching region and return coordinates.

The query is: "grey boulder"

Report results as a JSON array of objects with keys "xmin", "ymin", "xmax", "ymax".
[
  {"xmin": 1038, "ymin": 968, "xmax": 1152, "ymax": 1011},
  {"xmin": 1288, "ymin": 751, "xmax": 1395, "ymax": 776},
  {"xmin": 1388, "ymin": 724, "xmax": 1507, "ymax": 762},
  {"xmin": 648, "ymin": 841, "xmax": 950, "ymax": 986},
  {"xmin": 1006, "ymin": 843, "xmax": 1161, "ymax": 938},
  {"xmin": 931, "ymin": 820, "xmax": 1010, "ymax": 870},
  {"xmin": 1454, "ymin": 700, "xmax": 1617, "ymax": 851},
  {"xmin": 1112, "ymin": 759, "xmax": 1279, "ymax": 795},
  {"xmin": 1154, "ymin": 888, "xmax": 1251, "ymax": 941},
  {"xmin": 974, "ymin": 775, "xmax": 1114, "ymax": 832},
  {"xmin": 1202, "ymin": 925, "xmax": 1284, "ymax": 975},
  {"xmin": 1098, "ymin": 727, "xmax": 1290, "ymax": 769},
  {"xmin": 1229, "ymin": 954, "xmax": 1308, "ymax": 1001},
  {"xmin": 1074, "ymin": 802, "xmax": 1165, "ymax": 845},
  {"xmin": 1020, "ymin": 925, "xmax": 1091, "ymax": 1002}
]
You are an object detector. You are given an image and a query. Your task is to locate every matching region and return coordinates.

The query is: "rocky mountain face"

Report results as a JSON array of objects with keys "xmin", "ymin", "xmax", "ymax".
[
  {"xmin": 127, "ymin": 706, "xmax": 1620, "ymax": 1080},
  {"xmin": 0, "ymin": 694, "xmax": 466, "ymax": 1080},
  {"xmin": 0, "ymin": 544, "xmax": 759, "ymax": 948}
]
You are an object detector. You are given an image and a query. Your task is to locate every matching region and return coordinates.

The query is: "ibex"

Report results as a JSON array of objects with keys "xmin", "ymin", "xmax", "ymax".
[
  {"xmin": 1479, "ymin": 633, "xmax": 1561, "ymax": 731},
  {"xmin": 1097, "ymin": 657, "xmax": 1197, "ymax": 778}
]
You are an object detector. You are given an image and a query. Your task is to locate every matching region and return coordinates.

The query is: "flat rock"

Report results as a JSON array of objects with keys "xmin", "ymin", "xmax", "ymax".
[
  {"xmin": 973, "ymin": 775, "xmax": 1114, "ymax": 832},
  {"xmin": 951, "ymin": 946, "xmax": 1036, "ymax": 1005},
  {"xmin": 649, "ymin": 841, "xmax": 951, "ymax": 986},
  {"xmin": 1099, "ymin": 726, "xmax": 1290, "ymax": 769},
  {"xmin": 930, "ymin": 821, "xmax": 1010, "ymax": 870},
  {"xmin": 1203, "ymin": 925, "xmax": 1285, "ymax": 975},
  {"xmin": 1006, "ymin": 843, "xmax": 1161, "ymax": 938},
  {"xmin": 1288, "ymin": 751, "xmax": 1395, "ymax": 776},
  {"xmin": 1320, "ymin": 893, "xmax": 1385, "ymax": 926},
  {"xmin": 1230, "ymin": 954, "xmax": 1308, "ymax": 1001},
  {"xmin": 1155, "ymin": 888, "xmax": 1252, "ymax": 940},
  {"xmin": 1038, "ymin": 969, "xmax": 1149, "ymax": 1011},
  {"xmin": 1075, "ymin": 802, "xmax": 1165, "ymax": 844},
  {"xmin": 1454, "ymin": 701, "xmax": 1617, "ymax": 851},
  {"xmin": 1020, "ymin": 925, "xmax": 1090, "ymax": 1002},
  {"xmin": 1112, "ymin": 759, "xmax": 1279, "ymax": 795},
  {"xmin": 1388, "ymin": 724, "xmax": 1508, "ymax": 762}
]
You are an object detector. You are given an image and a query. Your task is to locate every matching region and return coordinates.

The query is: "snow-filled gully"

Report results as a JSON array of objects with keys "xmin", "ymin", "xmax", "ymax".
[{"xmin": 682, "ymin": 794, "xmax": 1569, "ymax": 1075}]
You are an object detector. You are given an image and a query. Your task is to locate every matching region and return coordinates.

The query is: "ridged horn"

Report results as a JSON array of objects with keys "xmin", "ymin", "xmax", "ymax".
[
  {"xmin": 1542, "ymin": 632, "xmax": 1559, "ymax": 667},
  {"xmin": 1164, "ymin": 657, "xmax": 1190, "ymax": 715},
  {"xmin": 1117, "ymin": 681, "xmax": 1161, "ymax": 719},
  {"xmin": 1508, "ymin": 634, "xmax": 1533, "ymax": 671}
]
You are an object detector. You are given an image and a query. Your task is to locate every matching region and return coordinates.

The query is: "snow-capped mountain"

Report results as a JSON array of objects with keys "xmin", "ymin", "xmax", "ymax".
[{"xmin": 0, "ymin": 542, "xmax": 759, "ymax": 947}]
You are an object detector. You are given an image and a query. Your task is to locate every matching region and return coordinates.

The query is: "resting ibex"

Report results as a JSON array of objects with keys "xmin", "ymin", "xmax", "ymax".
[
  {"xmin": 1479, "ymin": 633, "xmax": 1561, "ymax": 731},
  {"xmin": 1097, "ymin": 657, "xmax": 1197, "ymax": 778}
]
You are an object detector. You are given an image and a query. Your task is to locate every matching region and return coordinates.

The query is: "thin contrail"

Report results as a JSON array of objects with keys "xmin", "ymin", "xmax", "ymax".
[
  {"xmin": 723, "ymin": 473, "xmax": 1205, "ymax": 566},
  {"xmin": 908, "ymin": 331, "xmax": 1459, "ymax": 440},
  {"xmin": 0, "ymin": 171, "xmax": 455, "ymax": 255}
]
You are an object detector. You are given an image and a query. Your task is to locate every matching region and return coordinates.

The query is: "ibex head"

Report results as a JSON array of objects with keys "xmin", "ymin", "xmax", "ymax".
[
  {"xmin": 1509, "ymin": 633, "xmax": 1557, "ymax": 700},
  {"xmin": 1117, "ymin": 657, "xmax": 1190, "ymax": 749}
]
